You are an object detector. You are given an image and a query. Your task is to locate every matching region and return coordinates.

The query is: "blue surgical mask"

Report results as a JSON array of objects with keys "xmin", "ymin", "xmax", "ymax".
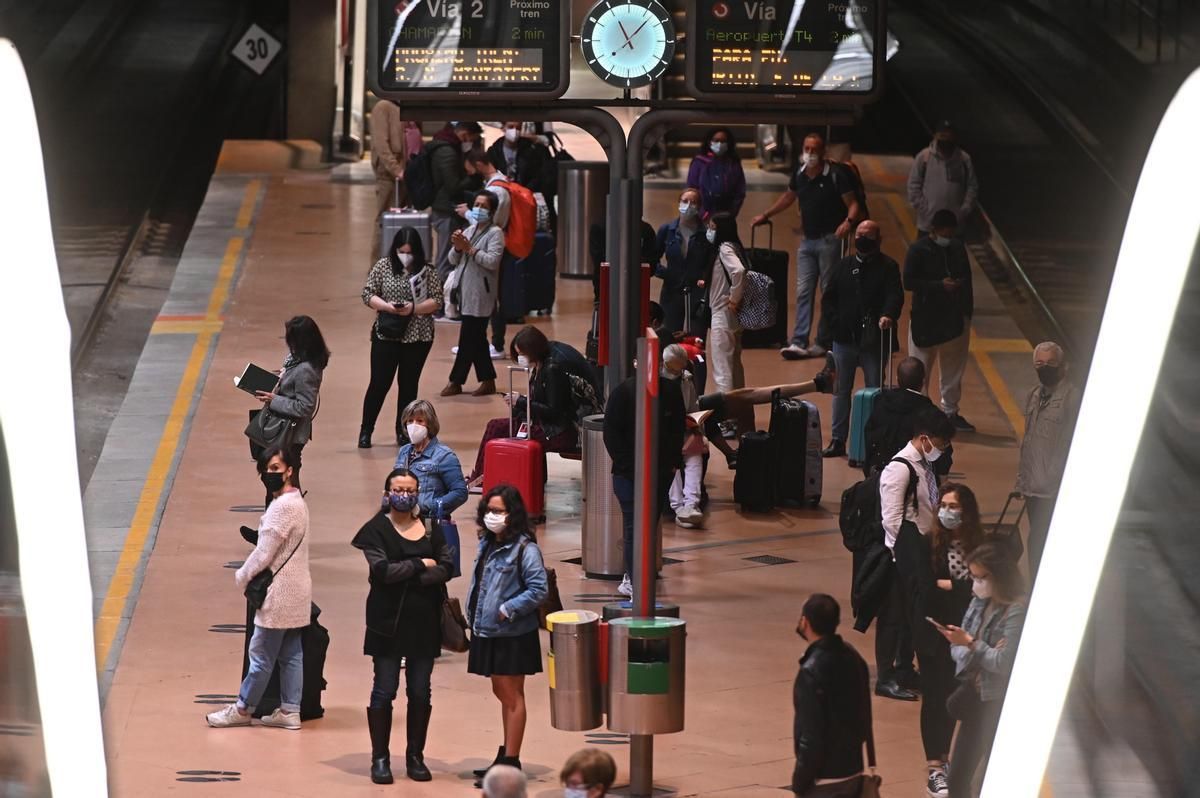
[
  {"xmin": 564, "ymin": 788, "xmax": 589, "ymax": 798},
  {"xmin": 385, "ymin": 491, "xmax": 419, "ymax": 515},
  {"xmin": 679, "ymin": 202, "xmax": 697, "ymax": 217},
  {"xmin": 710, "ymin": 141, "xmax": 727, "ymax": 156},
  {"xmin": 933, "ymin": 235, "xmax": 952, "ymax": 248},
  {"xmin": 469, "ymin": 207, "xmax": 490, "ymax": 224},
  {"xmin": 705, "ymin": 228, "xmax": 717, "ymax": 244},
  {"xmin": 938, "ymin": 507, "xmax": 963, "ymax": 529}
]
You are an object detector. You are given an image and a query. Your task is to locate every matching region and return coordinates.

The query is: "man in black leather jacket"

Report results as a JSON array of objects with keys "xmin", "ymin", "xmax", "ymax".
[{"xmin": 793, "ymin": 594, "xmax": 873, "ymax": 796}]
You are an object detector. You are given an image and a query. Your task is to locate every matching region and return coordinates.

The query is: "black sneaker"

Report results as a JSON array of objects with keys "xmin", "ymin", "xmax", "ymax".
[
  {"xmin": 821, "ymin": 440, "xmax": 846, "ymax": 458},
  {"xmin": 926, "ymin": 767, "xmax": 949, "ymax": 797},
  {"xmin": 949, "ymin": 413, "xmax": 976, "ymax": 432}
]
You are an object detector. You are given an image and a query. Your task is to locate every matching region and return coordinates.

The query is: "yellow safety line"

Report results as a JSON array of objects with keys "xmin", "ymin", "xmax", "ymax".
[
  {"xmin": 971, "ymin": 344, "xmax": 1026, "ymax": 439},
  {"xmin": 149, "ymin": 319, "xmax": 225, "ymax": 336},
  {"xmin": 884, "ymin": 191, "xmax": 919, "ymax": 245},
  {"xmin": 971, "ymin": 337, "xmax": 1033, "ymax": 354},
  {"xmin": 94, "ymin": 179, "xmax": 259, "ymax": 671}
]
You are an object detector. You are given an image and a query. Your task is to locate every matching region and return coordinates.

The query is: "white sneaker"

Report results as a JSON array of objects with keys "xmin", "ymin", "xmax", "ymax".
[
  {"xmin": 450, "ymin": 345, "xmax": 460, "ymax": 355},
  {"xmin": 206, "ymin": 703, "xmax": 251, "ymax": 728},
  {"xmin": 617, "ymin": 575, "xmax": 633, "ymax": 597},
  {"xmin": 675, "ymin": 505, "xmax": 703, "ymax": 529},
  {"xmin": 489, "ymin": 344, "xmax": 505, "ymax": 359},
  {"xmin": 780, "ymin": 343, "xmax": 808, "ymax": 360},
  {"xmin": 252, "ymin": 708, "xmax": 301, "ymax": 730}
]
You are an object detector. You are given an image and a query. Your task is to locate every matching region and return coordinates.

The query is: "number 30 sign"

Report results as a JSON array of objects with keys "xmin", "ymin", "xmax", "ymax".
[{"xmin": 232, "ymin": 23, "xmax": 282, "ymax": 76}]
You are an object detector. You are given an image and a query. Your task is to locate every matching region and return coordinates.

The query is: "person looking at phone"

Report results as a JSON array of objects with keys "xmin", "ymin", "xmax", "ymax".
[
  {"xmin": 360, "ymin": 226, "xmax": 444, "ymax": 449},
  {"xmin": 442, "ymin": 189, "xmax": 504, "ymax": 398},
  {"xmin": 938, "ymin": 542, "xmax": 1027, "ymax": 796},
  {"xmin": 463, "ymin": 326, "xmax": 601, "ymax": 491}
]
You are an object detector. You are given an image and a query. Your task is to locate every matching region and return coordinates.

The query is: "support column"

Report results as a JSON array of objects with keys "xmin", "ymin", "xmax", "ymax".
[{"xmin": 288, "ymin": 0, "xmax": 338, "ymax": 157}]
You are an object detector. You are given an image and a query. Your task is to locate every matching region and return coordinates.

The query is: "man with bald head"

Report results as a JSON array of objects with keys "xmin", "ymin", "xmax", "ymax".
[
  {"xmin": 819, "ymin": 220, "xmax": 903, "ymax": 458},
  {"xmin": 481, "ymin": 764, "xmax": 526, "ymax": 798}
]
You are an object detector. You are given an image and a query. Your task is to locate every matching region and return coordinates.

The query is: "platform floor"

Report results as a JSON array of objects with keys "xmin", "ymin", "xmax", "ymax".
[{"xmin": 89, "ymin": 136, "xmax": 1046, "ymax": 796}]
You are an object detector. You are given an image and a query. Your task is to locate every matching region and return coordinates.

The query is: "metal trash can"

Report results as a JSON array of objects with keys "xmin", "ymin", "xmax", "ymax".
[
  {"xmin": 546, "ymin": 610, "xmax": 603, "ymax": 731},
  {"xmin": 557, "ymin": 161, "xmax": 609, "ymax": 278},
  {"xmin": 602, "ymin": 601, "xmax": 680, "ymax": 621},
  {"xmin": 607, "ymin": 617, "xmax": 686, "ymax": 735},
  {"xmin": 581, "ymin": 415, "xmax": 623, "ymax": 579}
]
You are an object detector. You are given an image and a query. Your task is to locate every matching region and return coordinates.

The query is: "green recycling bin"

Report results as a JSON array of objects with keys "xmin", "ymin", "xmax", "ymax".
[
  {"xmin": 546, "ymin": 610, "xmax": 603, "ymax": 731},
  {"xmin": 607, "ymin": 617, "xmax": 686, "ymax": 735}
]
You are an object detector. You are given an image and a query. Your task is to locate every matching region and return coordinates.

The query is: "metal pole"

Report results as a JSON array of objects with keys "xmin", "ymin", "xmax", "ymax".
[
  {"xmin": 630, "ymin": 735, "xmax": 655, "ymax": 797},
  {"xmin": 340, "ymin": 0, "xmax": 357, "ymax": 152}
]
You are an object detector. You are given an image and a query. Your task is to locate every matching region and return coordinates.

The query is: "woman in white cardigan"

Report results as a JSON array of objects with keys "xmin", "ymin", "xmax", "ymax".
[
  {"xmin": 704, "ymin": 211, "xmax": 747, "ymax": 395},
  {"xmin": 442, "ymin": 189, "xmax": 505, "ymax": 398},
  {"xmin": 207, "ymin": 446, "xmax": 312, "ymax": 730}
]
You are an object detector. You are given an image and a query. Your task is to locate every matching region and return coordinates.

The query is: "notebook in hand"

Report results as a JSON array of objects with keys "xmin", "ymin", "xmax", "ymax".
[{"xmin": 235, "ymin": 363, "xmax": 279, "ymax": 395}]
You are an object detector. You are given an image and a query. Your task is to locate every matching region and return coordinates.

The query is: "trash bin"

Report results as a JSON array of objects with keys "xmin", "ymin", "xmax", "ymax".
[
  {"xmin": 581, "ymin": 414, "xmax": 623, "ymax": 579},
  {"xmin": 607, "ymin": 617, "xmax": 686, "ymax": 735},
  {"xmin": 601, "ymin": 601, "xmax": 680, "ymax": 621},
  {"xmin": 557, "ymin": 162, "xmax": 609, "ymax": 279},
  {"xmin": 546, "ymin": 610, "xmax": 603, "ymax": 731}
]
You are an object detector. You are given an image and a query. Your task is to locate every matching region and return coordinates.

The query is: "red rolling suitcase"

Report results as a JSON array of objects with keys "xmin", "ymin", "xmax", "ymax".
[{"xmin": 482, "ymin": 366, "xmax": 545, "ymax": 518}]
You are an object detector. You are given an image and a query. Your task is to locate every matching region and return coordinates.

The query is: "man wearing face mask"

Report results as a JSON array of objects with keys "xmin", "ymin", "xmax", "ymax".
[
  {"xmin": 654, "ymin": 188, "xmax": 712, "ymax": 334},
  {"xmin": 751, "ymin": 132, "xmax": 861, "ymax": 361},
  {"xmin": 819, "ymin": 220, "xmax": 903, "ymax": 459},
  {"xmin": 1015, "ymin": 341, "xmax": 1080, "ymax": 581},
  {"xmin": 907, "ymin": 120, "xmax": 979, "ymax": 238},
  {"xmin": 486, "ymin": 121, "xmax": 555, "ymax": 209},
  {"xmin": 874, "ymin": 409, "xmax": 955, "ymax": 709},
  {"xmin": 792, "ymin": 594, "xmax": 873, "ymax": 797},
  {"xmin": 429, "ymin": 121, "xmax": 483, "ymax": 281},
  {"xmin": 903, "ymin": 209, "xmax": 976, "ymax": 432}
]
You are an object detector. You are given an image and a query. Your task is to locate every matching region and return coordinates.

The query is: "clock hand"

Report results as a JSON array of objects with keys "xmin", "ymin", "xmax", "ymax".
[
  {"xmin": 617, "ymin": 19, "xmax": 633, "ymax": 48},
  {"xmin": 623, "ymin": 17, "xmax": 653, "ymax": 49}
]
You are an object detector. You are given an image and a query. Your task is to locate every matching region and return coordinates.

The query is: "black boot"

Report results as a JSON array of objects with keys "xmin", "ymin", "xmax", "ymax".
[
  {"xmin": 405, "ymin": 704, "xmax": 432, "ymax": 782},
  {"xmin": 473, "ymin": 745, "xmax": 505, "ymax": 777},
  {"xmin": 358, "ymin": 427, "xmax": 372, "ymax": 449},
  {"xmin": 474, "ymin": 754, "xmax": 521, "ymax": 788},
  {"xmin": 366, "ymin": 707, "xmax": 393, "ymax": 784}
]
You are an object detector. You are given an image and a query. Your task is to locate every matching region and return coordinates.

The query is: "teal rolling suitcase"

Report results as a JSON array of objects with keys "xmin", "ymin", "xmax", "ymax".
[{"xmin": 848, "ymin": 336, "xmax": 892, "ymax": 468}]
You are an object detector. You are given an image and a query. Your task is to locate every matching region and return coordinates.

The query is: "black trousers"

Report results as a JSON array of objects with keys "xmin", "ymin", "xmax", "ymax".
[
  {"xmin": 919, "ymin": 641, "xmax": 957, "ymax": 760},
  {"xmin": 874, "ymin": 574, "xmax": 915, "ymax": 685},
  {"xmin": 450, "ymin": 314, "xmax": 497, "ymax": 385},
  {"xmin": 370, "ymin": 655, "xmax": 434, "ymax": 710},
  {"xmin": 1026, "ymin": 494, "xmax": 1055, "ymax": 584},
  {"xmin": 948, "ymin": 696, "xmax": 1003, "ymax": 796},
  {"xmin": 360, "ymin": 338, "xmax": 433, "ymax": 436}
]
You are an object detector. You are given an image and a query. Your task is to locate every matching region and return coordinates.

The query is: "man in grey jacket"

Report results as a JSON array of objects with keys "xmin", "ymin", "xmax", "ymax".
[{"xmin": 907, "ymin": 121, "xmax": 979, "ymax": 237}]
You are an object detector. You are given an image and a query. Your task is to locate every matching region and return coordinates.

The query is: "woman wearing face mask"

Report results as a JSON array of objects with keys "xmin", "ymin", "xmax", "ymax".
[
  {"xmin": 686, "ymin": 127, "xmax": 747, "ymax": 219},
  {"xmin": 393, "ymin": 399, "xmax": 468, "ymax": 522},
  {"xmin": 939, "ymin": 542, "xmax": 1026, "ymax": 797},
  {"xmin": 464, "ymin": 325, "xmax": 601, "ymax": 488},
  {"xmin": 207, "ymin": 447, "xmax": 311, "ymax": 731},
  {"xmin": 351, "ymin": 468, "xmax": 455, "ymax": 784},
  {"xmin": 654, "ymin": 188, "xmax": 713, "ymax": 335},
  {"xmin": 466, "ymin": 485, "xmax": 548, "ymax": 786},
  {"xmin": 444, "ymin": 189, "xmax": 504, "ymax": 397},
  {"xmin": 252, "ymin": 315, "xmax": 329, "ymax": 503},
  {"xmin": 560, "ymin": 748, "xmax": 617, "ymax": 798},
  {"xmin": 359, "ymin": 227, "xmax": 444, "ymax": 449},
  {"xmin": 702, "ymin": 212, "xmax": 747, "ymax": 399}
]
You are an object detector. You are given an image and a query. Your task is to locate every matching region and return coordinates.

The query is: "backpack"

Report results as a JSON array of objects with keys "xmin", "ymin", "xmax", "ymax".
[
  {"xmin": 717, "ymin": 247, "xmax": 776, "ymax": 331},
  {"xmin": 831, "ymin": 159, "xmax": 870, "ymax": 221},
  {"xmin": 404, "ymin": 140, "xmax": 447, "ymax": 211},
  {"xmin": 491, "ymin": 179, "xmax": 537, "ymax": 258},
  {"xmin": 838, "ymin": 457, "xmax": 916, "ymax": 552}
]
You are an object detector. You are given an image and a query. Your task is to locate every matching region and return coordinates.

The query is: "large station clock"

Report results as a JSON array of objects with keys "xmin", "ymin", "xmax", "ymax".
[{"xmin": 580, "ymin": 0, "xmax": 677, "ymax": 89}]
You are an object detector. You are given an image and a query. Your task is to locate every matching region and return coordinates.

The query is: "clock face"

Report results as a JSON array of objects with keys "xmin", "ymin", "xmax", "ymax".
[{"xmin": 580, "ymin": 0, "xmax": 676, "ymax": 89}]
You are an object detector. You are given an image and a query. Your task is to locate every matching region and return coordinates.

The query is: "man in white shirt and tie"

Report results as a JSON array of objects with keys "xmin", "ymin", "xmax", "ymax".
[{"xmin": 878, "ymin": 407, "xmax": 956, "ymax": 797}]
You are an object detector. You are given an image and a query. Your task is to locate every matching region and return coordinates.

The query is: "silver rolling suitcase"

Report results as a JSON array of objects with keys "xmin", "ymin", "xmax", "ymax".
[{"xmin": 380, "ymin": 181, "xmax": 432, "ymax": 258}]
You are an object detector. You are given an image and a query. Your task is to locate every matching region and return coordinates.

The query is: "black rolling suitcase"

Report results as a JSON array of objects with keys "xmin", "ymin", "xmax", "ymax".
[
  {"xmin": 499, "ymin": 252, "xmax": 526, "ymax": 323},
  {"xmin": 521, "ymin": 231, "xmax": 557, "ymax": 314},
  {"xmin": 733, "ymin": 431, "xmax": 777, "ymax": 512},
  {"xmin": 742, "ymin": 222, "xmax": 789, "ymax": 348},
  {"xmin": 769, "ymin": 390, "xmax": 823, "ymax": 507},
  {"xmin": 242, "ymin": 601, "xmax": 330, "ymax": 721}
]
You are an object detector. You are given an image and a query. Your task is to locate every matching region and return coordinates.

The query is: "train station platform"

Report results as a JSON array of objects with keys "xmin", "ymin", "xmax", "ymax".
[{"xmin": 88, "ymin": 138, "xmax": 1047, "ymax": 796}]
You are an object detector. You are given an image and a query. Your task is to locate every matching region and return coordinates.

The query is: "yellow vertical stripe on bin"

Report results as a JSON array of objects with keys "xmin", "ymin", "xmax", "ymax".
[{"xmin": 547, "ymin": 651, "xmax": 556, "ymax": 690}]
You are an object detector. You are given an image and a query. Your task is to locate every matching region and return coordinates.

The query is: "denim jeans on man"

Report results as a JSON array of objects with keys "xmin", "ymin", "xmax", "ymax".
[
  {"xmin": 614, "ymin": 473, "xmax": 671, "ymax": 576},
  {"xmin": 831, "ymin": 341, "xmax": 882, "ymax": 443},
  {"xmin": 238, "ymin": 626, "xmax": 304, "ymax": 713},
  {"xmin": 370, "ymin": 655, "xmax": 435, "ymax": 710},
  {"xmin": 793, "ymin": 235, "xmax": 842, "ymax": 348}
]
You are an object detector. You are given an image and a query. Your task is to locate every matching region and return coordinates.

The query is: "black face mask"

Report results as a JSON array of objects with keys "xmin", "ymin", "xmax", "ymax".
[
  {"xmin": 855, "ymin": 236, "xmax": 878, "ymax": 255},
  {"xmin": 1035, "ymin": 365, "xmax": 1063, "ymax": 387},
  {"xmin": 936, "ymin": 139, "xmax": 957, "ymax": 156},
  {"xmin": 261, "ymin": 471, "xmax": 286, "ymax": 493}
]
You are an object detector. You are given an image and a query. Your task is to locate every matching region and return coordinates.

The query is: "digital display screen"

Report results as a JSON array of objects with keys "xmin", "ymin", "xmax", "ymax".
[
  {"xmin": 690, "ymin": 0, "xmax": 881, "ymax": 96},
  {"xmin": 373, "ymin": 0, "xmax": 566, "ymax": 97}
]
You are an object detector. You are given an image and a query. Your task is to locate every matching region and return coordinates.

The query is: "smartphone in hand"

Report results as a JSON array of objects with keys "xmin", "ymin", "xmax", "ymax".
[{"xmin": 926, "ymin": 616, "xmax": 949, "ymax": 633}]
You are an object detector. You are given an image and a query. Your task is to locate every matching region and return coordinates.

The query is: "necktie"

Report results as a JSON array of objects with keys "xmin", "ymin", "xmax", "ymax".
[{"xmin": 922, "ymin": 460, "xmax": 939, "ymax": 514}]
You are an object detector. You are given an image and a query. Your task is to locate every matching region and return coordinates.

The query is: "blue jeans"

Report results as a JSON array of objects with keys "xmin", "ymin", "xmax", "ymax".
[
  {"xmin": 370, "ymin": 655, "xmax": 435, "ymax": 710},
  {"xmin": 238, "ymin": 626, "xmax": 303, "ymax": 713},
  {"xmin": 792, "ymin": 235, "xmax": 842, "ymax": 347},
  {"xmin": 831, "ymin": 341, "xmax": 882, "ymax": 443},
  {"xmin": 613, "ymin": 473, "xmax": 671, "ymax": 576}
]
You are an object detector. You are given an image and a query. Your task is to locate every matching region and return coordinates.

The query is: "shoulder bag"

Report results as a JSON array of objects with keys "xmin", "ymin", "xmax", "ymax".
[
  {"xmin": 441, "ymin": 589, "xmax": 470, "ymax": 653},
  {"xmin": 718, "ymin": 244, "xmax": 776, "ymax": 332},
  {"xmin": 517, "ymin": 539, "xmax": 562, "ymax": 630},
  {"xmin": 245, "ymin": 406, "xmax": 298, "ymax": 450},
  {"xmin": 245, "ymin": 527, "xmax": 306, "ymax": 610}
]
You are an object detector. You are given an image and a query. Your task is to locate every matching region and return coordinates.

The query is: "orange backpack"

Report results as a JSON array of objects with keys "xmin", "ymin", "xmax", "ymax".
[{"xmin": 492, "ymin": 179, "xmax": 537, "ymax": 259}]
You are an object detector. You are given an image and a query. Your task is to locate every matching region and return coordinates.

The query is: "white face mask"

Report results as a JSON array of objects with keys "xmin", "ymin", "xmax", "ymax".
[
  {"xmin": 679, "ymin": 202, "xmax": 697, "ymax": 218},
  {"xmin": 564, "ymin": 789, "xmax": 589, "ymax": 798},
  {"xmin": 932, "ymin": 235, "xmax": 952, "ymax": 248},
  {"xmin": 397, "ymin": 252, "xmax": 414, "ymax": 267},
  {"xmin": 461, "ymin": 140, "xmax": 474, "ymax": 153},
  {"xmin": 484, "ymin": 512, "xmax": 508, "ymax": 534},
  {"xmin": 406, "ymin": 422, "xmax": 428, "ymax": 446},
  {"xmin": 923, "ymin": 437, "xmax": 944, "ymax": 463},
  {"xmin": 801, "ymin": 151, "xmax": 820, "ymax": 168},
  {"xmin": 504, "ymin": 128, "xmax": 520, "ymax": 143},
  {"xmin": 972, "ymin": 577, "xmax": 992, "ymax": 600},
  {"xmin": 517, "ymin": 354, "xmax": 529, "ymax": 368},
  {"xmin": 705, "ymin": 228, "xmax": 717, "ymax": 244},
  {"xmin": 938, "ymin": 507, "xmax": 963, "ymax": 530},
  {"xmin": 710, "ymin": 141, "xmax": 727, "ymax": 155}
]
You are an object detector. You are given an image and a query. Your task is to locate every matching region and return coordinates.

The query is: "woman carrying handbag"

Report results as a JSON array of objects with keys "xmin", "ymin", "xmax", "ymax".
[{"xmin": 351, "ymin": 467, "xmax": 455, "ymax": 785}]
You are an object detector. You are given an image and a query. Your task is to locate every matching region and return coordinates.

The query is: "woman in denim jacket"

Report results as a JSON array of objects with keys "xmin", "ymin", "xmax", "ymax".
[
  {"xmin": 393, "ymin": 399, "xmax": 468, "ymax": 521},
  {"xmin": 939, "ymin": 541, "xmax": 1027, "ymax": 797},
  {"xmin": 465, "ymin": 484, "xmax": 548, "ymax": 786}
]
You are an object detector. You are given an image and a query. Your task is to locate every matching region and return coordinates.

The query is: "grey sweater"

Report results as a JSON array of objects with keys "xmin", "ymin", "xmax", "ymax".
[
  {"xmin": 906, "ymin": 143, "xmax": 980, "ymax": 232},
  {"xmin": 448, "ymin": 223, "xmax": 504, "ymax": 318}
]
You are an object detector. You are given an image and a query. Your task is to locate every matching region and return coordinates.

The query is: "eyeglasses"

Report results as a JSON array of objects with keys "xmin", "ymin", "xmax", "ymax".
[{"xmin": 388, "ymin": 489, "xmax": 417, "ymax": 497}]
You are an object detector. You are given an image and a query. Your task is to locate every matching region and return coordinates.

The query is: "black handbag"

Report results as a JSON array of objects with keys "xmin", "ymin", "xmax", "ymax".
[
  {"xmin": 245, "ymin": 406, "xmax": 297, "ymax": 450},
  {"xmin": 245, "ymin": 530, "xmax": 306, "ymax": 610},
  {"xmin": 376, "ymin": 310, "xmax": 411, "ymax": 339}
]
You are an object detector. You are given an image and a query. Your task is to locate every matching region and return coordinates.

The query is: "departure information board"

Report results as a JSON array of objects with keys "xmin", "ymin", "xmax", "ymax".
[
  {"xmin": 686, "ymin": 0, "xmax": 884, "ymax": 100},
  {"xmin": 369, "ymin": 0, "xmax": 569, "ymax": 99}
]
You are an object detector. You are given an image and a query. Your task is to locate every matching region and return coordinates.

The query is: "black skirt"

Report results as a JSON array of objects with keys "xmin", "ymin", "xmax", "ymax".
[{"xmin": 467, "ymin": 629, "xmax": 543, "ymax": 677}]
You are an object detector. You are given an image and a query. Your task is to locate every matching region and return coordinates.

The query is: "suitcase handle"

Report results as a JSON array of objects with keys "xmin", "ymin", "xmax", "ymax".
[
  {"xmin": 394, "ymin": 178, "xmax": 401, "ymax": 210},
  {"xmin": 507, "ymin": 365, "xmax": 533, "ymax": 437},
  {"xmin": 993, "ymin": 491, "xmax": 1027, "ymax": 534},
  {"xmin": 878, "ymin": 327, "xmax": 893, "ymax": 388},
  {"xmin": 750, "ymin": 219, "xmax": 774, "ymax": 252}
]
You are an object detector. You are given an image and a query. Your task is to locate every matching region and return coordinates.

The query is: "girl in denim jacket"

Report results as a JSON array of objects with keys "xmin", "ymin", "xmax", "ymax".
[{"xmin": 466, "ymin": 484, "xmax": 548, "ymax": 786}]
